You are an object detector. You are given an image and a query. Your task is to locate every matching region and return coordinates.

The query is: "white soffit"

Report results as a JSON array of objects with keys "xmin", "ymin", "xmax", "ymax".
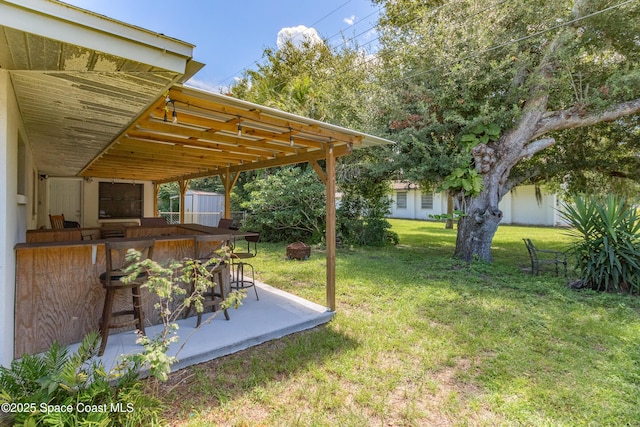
[{"xmin": 0, "ymin": 0, "xmax": 193, "ymax": 73}]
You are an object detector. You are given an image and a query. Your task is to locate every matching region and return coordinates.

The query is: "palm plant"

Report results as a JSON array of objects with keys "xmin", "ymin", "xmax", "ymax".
[{"xmin": 560, "ymin": 194, "xmax": 640, "ymax": 292}]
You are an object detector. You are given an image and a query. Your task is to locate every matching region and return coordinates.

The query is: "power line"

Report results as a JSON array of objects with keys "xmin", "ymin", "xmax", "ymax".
[
  {"xmin": 265, "ymin": 0, "xmax": 511, "ymax": 95},
  {"xmin": 389, "ymin": 0, "xmax": 636, "ymax": 87},
  {"xmin": 216, "ymin": 0, "xmax": 380, "ymax": 86}
]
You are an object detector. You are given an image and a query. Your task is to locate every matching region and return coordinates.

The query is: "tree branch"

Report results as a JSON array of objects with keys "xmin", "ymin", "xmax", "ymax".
[
  {"xmin": 502, "ymin": 166, "xmax": 544, "ymax": 196},
  {"xmin": 533, "ymin": 98, "xmax": 640, "ymax": 139},
  {"xmin": 521, "ymin": 138, "xmax": 556, "ymax": 158}
]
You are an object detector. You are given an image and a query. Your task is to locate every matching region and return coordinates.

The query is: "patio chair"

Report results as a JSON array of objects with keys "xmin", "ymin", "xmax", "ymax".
[
  {"xmin": 49, "ymin": 214, "xmax": 65, "ymax": 229},
  {"xmin": 523, "ymin": 238, "xmax": 567, "ymax": 277},
  {"xmin": 98, "ymin": 238, "xmax": 155, "ymax": 356},
  {"xmin": 217, "ymin": 217, "xmax": 238, "ymax": 230},
  {"xmin": 189, "ymin": 234, "xmax": 230, "ymax": 326}
]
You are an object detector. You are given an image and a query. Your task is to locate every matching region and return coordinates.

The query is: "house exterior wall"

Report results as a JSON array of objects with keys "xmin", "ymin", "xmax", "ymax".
[
  {"xmin": 389, "ymin": 189, "xmax": 446, "ymax": 221},
  {"xmin": 388, "ymin": 184, "xmax": 562, "ymax": 226},
  {"xmin": 1, "ymin": 70, "xmax": 31, "ymax": 365},
  {"xmin": 80, "ymin": 179, "xmax": 156, "ymax": 228},
  {"xmin": 36, "ymin": 178, "xmax": 156, "ymax": 229},
  {"xmin": 507, "ymin": 185, "xmax": 558, "ymax": 226}
]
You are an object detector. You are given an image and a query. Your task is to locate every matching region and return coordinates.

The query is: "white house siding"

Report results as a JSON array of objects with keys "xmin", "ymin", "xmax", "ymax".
[
  {"xmin": 388, "ymin": 184, "xmax": 562, "ymax": 226},
  {"xmin": 1, "ymin": 70, "xmax": 34, "ymax": 365},
  {"xmin": 389, "ymin": 189, "xmax": 446, "ymax": 220},
  {"xmin": 507, "ymin": 185, "xmax": 558, "ymax": 226}
]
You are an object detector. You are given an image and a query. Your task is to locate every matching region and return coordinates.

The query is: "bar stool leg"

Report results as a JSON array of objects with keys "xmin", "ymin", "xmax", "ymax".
[
  {"xmin": 196, "ymin": 270, "xmax": 230, "ymax": 327},
  {"xmin": 131, "ymin": 285, "xmax": 145, "ymax": 335},
  {"xmin": 99, "ymin": 288, "xmax": 115, "ymax": 356},
  {"xmin": 217, "ymin": 270, "xmax": 230, "ymax": 320},
  {"xmin": 231, "ymin": 261, "xmax": 259, "ymax": 300}
]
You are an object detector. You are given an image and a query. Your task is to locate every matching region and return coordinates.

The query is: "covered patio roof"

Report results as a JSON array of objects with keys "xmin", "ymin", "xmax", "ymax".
[
  {"xmin": 2, "ymin": 1, "xmax": 392, "ymax": 185},
  {"xmin": 79, "ymin": 85, "xmax": 391, "ymax": 183},
  {"xmin": 3, "ymin": 0, "xmax": 394, "ymax": 316}
]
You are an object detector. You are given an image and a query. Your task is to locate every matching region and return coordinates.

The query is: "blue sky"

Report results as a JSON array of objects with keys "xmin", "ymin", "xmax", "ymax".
[{"xmin": 63, "ymin": 0, "xmax": 381, "ymax": 92}]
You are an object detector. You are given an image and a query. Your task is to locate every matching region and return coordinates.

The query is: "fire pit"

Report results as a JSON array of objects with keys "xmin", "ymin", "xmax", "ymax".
[{"xmin": 286, "ymin": 241, "xmax": 311, "ymax": 260}]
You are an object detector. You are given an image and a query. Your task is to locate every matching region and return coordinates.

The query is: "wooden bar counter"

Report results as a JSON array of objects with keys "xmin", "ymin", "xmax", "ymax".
[{"xmin": 14, "ymin": 225, "xmax": 232, "ymax": 358}]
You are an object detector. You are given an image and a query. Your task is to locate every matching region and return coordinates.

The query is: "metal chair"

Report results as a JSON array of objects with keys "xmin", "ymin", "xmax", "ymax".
[
  {"xmin": 218, "ymin": 218, "xmax": 259, "ymax": 299},
  {"xmin": 523, "ymin": 238, "xmax": 567, "ymax": 277},
  {"xmin": 190, "ymin": 234, "xmax": 230, "ymax": 326},
  {"xmin": 98, "ymin": 238, "xmax": 155, "ymax": 356},
  {"xmin": 230, "ymin": 233, "xmax": 260, "ymax": 300}
]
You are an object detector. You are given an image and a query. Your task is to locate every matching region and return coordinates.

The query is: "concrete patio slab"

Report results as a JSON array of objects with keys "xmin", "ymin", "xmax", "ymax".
[{"xmin": 67, "ymin": 280, "xmax": 334, "ymax": 376}]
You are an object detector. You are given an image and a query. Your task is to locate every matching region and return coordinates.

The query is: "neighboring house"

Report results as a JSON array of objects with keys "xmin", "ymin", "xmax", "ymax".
[{"xmin": 388, "ymin": 182, "xmax": 568, "ymax": 226}]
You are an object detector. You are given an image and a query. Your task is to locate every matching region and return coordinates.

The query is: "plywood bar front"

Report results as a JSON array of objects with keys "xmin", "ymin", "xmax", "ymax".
[{"xmin": 14, "ymin": 231, "xmax": 230, "ymax": 358}]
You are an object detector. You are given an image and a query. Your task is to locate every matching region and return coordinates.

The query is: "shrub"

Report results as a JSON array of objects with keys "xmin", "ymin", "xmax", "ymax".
[
  {"xmin": 0, "ymin": 332, "xmax": 163, "ymax": 426},
  {"xmin": 241, "ymin": 167, "xmax": 327, "ymax": 243},
  {"xmin": 1, "ymin": 251, "xmax": 245, "ymax": 426},
  {"xmin": 336, "ymin": 168, "xmax": 397, "ymax": 247},
  {"xmin": 561, "ymin": 194, "xmax": 640, "ymax": 293}
]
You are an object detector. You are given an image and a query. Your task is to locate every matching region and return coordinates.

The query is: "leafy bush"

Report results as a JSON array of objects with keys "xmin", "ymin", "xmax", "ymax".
[
  {"xmin": 336, "ymin": 156, "xmax": 398, "ymax": 247},
  {"xmin": 337, "ymin": 205, "xmax": 398, "ymax": 247},
  {"xmin": 0, "ymin": 332, "xmax": 163, "ymax": 426},
  {"xmin": 1, "ymin": 251, "xmax": 244, "ymax": 426},
  {"xmin": 241, "ymin": 167, "xmax": 327, "ymax": 243},
  {"xmin": 239, "ymin": 165, "xmax": 399, "ymax": 246},
  {"xmin": 561, "ymin": 194, "xmax": 640, "ymax": 293}
]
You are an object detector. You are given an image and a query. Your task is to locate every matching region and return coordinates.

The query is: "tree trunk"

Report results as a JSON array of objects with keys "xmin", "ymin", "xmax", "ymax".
[
  {"xmin": 445, "ymin": 194, "xmax": 454, "ymax": 229},
  {"xmin": 453, "ymin": 174, "xmax": 504, "ymax": 261},
  {"xmin": 454, "ymin": 206, "xmax": 502, "ymax": 262}
]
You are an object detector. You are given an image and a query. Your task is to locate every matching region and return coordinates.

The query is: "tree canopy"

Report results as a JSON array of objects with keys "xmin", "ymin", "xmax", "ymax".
[{"xmin": 373, "ymin": 0, "xmax": 640, "ymax": 260}]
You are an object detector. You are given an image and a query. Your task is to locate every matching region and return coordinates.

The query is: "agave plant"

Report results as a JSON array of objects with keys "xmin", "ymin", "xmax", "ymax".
[{"xmin": 560, "ymin": 194, "xmax": 640, "ymax": 293}]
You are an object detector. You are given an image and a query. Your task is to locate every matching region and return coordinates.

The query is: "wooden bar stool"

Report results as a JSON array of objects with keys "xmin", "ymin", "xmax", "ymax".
[
  {"xmin": 190, "ymin": 234, "xmax": 230, "ymax": 326},
  {"xmin": 99, "ymin": 238, "xmax": 155, "ymax": 356}
]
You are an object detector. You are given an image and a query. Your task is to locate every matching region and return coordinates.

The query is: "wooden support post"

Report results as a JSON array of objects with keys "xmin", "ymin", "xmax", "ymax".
[
  {"xmin": 325, "ymin": 143, "xmax": 336, "ymax": 311},
  {"xmin": 153, "ymin": 183, "xmax": 159, "ymax": 217},
  {"xmin": 178, "ymin": 179, "xmax": 190, "ymax": 224},
  {"xmin": 220, "ymin": 168, "xmax": 239, "ymax": 219}
]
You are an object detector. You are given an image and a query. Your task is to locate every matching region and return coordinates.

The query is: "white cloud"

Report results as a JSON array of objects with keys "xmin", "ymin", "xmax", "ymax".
[
  {"xmin": 276, "ymin": 25, "xmax": 323, "ymax": 49},
  {"xmin": 344, "ymin": 15, "xmax": 355, "ymax": 25}
]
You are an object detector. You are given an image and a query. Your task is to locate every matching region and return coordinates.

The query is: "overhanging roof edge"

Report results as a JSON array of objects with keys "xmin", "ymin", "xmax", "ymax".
[
  {"xmin": 0, "ymin": 0, "xmax": 194, "ymax": 72},
  {"xmin": 177, "ymin": 84, "xmax": 395, "ymax": 148}
]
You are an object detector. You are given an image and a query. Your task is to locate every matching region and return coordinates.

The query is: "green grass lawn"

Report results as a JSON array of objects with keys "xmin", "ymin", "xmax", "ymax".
[{"xmin": 156, "ymin": 219, "xmax": 640, "ymax": 426}]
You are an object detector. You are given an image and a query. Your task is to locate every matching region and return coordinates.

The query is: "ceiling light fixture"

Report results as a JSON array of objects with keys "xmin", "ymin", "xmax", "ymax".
[
  {"xmin": 289, "ymin": 128, "xmax": 294, "ymax": 146},
  {"xmin": 164, "ymin": 94, "xmax": 178, "ymax": 124},
  {"xmin": 237, "ymin": 116, "xmax": 243, "ymax": 136}
]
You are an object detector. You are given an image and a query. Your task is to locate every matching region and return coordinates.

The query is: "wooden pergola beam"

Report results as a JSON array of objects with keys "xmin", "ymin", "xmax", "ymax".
[
  {"xmin": 220, "ymin": 169, "xmax": 240, "ymax": 219},
  {"xmin": 178, "ymin": 179, "xmax": 190, "ymax": 224}
]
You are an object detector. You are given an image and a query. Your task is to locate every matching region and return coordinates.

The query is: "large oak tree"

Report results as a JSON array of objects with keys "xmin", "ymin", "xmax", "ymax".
[{"xmin": 374, "ymin": 0, "xmax": 640, "ymax": 261}]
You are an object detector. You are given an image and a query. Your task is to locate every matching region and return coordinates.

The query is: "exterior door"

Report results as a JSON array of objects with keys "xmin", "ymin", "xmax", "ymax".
[{"xmin": 49, "ymin": 178, "xmax": 82, "ymax": 225}]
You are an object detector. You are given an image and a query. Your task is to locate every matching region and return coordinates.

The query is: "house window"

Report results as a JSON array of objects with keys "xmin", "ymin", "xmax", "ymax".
[
  {"xmin": 397, "ymin": 191, "xmax": 407, "ymax": 209},
  {"xmin": 421, "ymin": 193, "xmax": 434, "ymax": 209},
  {"xmin": 99, "ymin": 182, "xmax": 143, "ymax": 219}
]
